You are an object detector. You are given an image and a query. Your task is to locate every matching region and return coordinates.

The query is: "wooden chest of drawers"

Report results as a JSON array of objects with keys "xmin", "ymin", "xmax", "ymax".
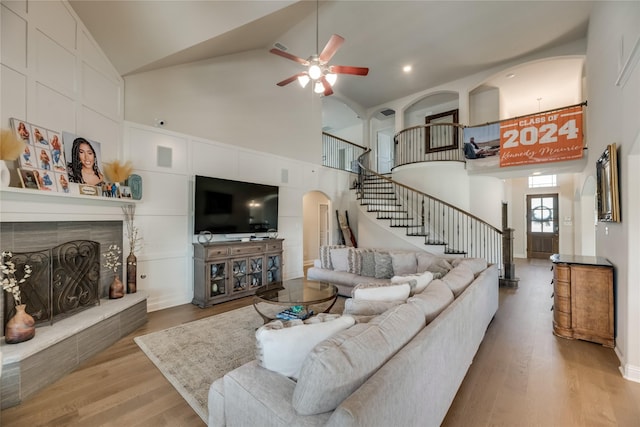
[{"xmin": 551, "ymin": 254, "xmax": 614, "ymax": 347}]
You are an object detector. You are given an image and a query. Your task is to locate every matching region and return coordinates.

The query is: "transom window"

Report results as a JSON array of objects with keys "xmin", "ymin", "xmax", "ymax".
[{"xmin": 528, "ymin": 175, "xmax": 557, "ymax": 188}]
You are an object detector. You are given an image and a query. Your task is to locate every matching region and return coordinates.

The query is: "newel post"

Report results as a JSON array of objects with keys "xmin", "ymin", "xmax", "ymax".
[{"xmin": 499, "ymin": 202, "xmax": 520, "ymax": 288}]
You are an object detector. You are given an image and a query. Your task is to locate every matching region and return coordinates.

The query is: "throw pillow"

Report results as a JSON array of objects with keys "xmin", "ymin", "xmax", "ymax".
[
  {"xmin": 352, "ymin": 282, "xmax": 411, "ymax": 302},
  {"xmin": 293, "ymin": 302, "xmax": 426, "ymax": 415},
  {"xmin": 320, "ymin": 245, "xmax": 345, "ymax": 269},
  {"xmin": 391, "ymin": 271, "xmax": 434, "ymax": 295},
  {"xmin": 408, "ymin": 279, "xmax": 454, "ymax": 323},
  {"xmin": 347, "ymin": 248, "xmax": 362, "ymax": 274},
  {"xmin": 330, "ymin": 248, "xmax": 351, "ymax": 272},
  {"xmin": 441, "ymin": 263, "xmax": 474, "ymax": 297},
  {"xmin": 390, "ymin": 252, "xmax": 418, "ymax": 275},
  {"xmin": 426, "ymin": 258, "xmax": 453, "ymax": 277},
  {"xmin": 416, "ymin": 251, "xmax": 440, "ymax": 273},
  {"xmin": 451, "ymin": 257, "xmax": 488, "ymax": 275},
  {"xmin": 360, "ymin": 250, "xmax": 376, "ymax": 277},
  {"xmin": 343, "ymin": 298, "xmax": 403, "ymax": 316},
  {"xmin": 374, "ymin": 251, "xmax": 394, "ymax": 279},
  {"xmin": 255, "ymin": 315, "xmax": 355, "ymax": 380}
]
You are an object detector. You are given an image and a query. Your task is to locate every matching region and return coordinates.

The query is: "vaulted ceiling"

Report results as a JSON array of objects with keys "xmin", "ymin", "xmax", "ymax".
[{"xmin": 69, "ymin": 1, "xmax": 593, "ymax": 111}]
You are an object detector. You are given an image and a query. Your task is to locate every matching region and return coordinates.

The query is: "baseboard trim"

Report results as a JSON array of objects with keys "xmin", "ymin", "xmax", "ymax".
[{"xmin": 615, "ymin": 346, "xmax": 640, "ymax": 383}]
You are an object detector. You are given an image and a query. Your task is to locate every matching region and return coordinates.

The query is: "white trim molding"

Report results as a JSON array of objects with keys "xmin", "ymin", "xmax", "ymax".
[{"xmin": 616, "ymin": 35, "xmax": 640, "ymax": 87}]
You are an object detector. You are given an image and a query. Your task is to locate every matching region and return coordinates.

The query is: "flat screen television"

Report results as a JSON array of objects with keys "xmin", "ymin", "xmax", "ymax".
[{"xmin": 194, "ymin": 175, "xmax": 279, "ymax": 235}]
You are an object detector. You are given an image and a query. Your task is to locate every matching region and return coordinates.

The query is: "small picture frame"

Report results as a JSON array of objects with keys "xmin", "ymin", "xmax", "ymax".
[
  {"xmin": 18, "ymin": 168, "xmax": 40, "ymax": 190},
  {"xmin": 119, "ymin": 185, "xmax": 132, "ymax": 199}
]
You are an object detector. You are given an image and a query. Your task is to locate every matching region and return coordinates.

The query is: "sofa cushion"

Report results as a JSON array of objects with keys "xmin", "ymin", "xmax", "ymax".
[
  {"xmin": 255, "ymin": 315, "xmax": 355, "ymax": 380},
  {"xmin": 390, "ymin": 252, "xmax": 418, "ymax": 275},
  {"xmin": 330, "ymin": 247, "xmax": 351, "ymax": 272},
  {"xmin": 415, "ymin": 251, "xmax": 440, "ymax": 273},
  {"xmin": 352, "ymin": 282, "xmax": 411, "ymax": 302},
  {"xmin": 360, "ymin": 250, "xmax": 376, "ymax": 277},
  {"xmin": 425, "ymin": 258, "xmax": 454, "ymax": 278},
  {"xmin": 407, "ymin": 279, "xmax": 454, "ymax": 322},
  {"xmin": 343, "ymin": 298, "xmax": 403, "ymax": 317},
  {"xmin": 320, "ymin": 245, "xmax": 346, "ymax": 269},
  {"xmin": 374, "ymin": 251, "xmax": 394, "ymax": 279},
  {"xmin": 452, "ymin": 257, "xmax": 488, "ymax": 275},
  {"xmin": 391, "ymin": 271, "xmax": 434, "ymax": 295},
  {"xmin": 292, "ymin": 302, "xmax": 426, "ymax": 415},
  {"xmin": 441, "ymin": 264, "xmax": 475, "ymax": 296}
]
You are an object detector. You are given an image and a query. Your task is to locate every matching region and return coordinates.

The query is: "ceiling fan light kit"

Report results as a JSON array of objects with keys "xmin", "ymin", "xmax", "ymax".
[{"xmin": 270, "ymin": 25, "xmax": 368, "ymax": 97}]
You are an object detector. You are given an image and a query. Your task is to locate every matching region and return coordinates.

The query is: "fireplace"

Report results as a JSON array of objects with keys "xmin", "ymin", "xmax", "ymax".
[
  {"xmin": 0, "ymin": 220, "xmax": 148, "ymax": 409},
  {"xmin": 0, "ymin": 221, "xmax": 123, "ymax": 333},
  {"xmin": 3, "ymin": 240, "xmax": 101, "ymax": 328}
]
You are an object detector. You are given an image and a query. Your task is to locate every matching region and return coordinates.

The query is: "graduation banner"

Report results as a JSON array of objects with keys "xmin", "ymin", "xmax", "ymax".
[
  {"xmin": 499, "ymin": 104, "xmax": 585, "ymax": 167},
  {"xmin": 462, "ymin": 103, "xmax": 586, "ymax": 167}
]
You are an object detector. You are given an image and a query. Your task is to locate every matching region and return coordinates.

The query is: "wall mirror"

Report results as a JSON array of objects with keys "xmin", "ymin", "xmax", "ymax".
[
  {"xmin": 596, "ymin": 143, "xmax": 620, "ymax": 222},
  {"xmin": 425, "ymin": 109, "xmax": 459, "ymax": 153}
]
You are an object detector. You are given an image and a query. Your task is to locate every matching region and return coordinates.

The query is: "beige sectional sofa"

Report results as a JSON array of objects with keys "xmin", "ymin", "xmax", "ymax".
[{"xmin": 208, "ymin": 247, "xmax": 499, "ymax": 427}]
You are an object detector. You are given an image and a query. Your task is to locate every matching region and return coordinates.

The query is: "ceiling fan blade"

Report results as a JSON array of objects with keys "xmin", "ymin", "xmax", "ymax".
[
  {"xmin": 320, "ymin": 76, "xmax": 333, "ymax": 96},
  {"xmin": 319, "ymin": 34, "xmax": 345, "ymax": 63},
  {"xmin": 329, "ymin": 65, "xmax": 369, "ymax": 76},
  {"xmin": 276, "ymin": 73, "xmax": 306, "ymax": 87},
  {"xmin": 269, "ymin": 48, "xmax": 309, "ymax": 66}
]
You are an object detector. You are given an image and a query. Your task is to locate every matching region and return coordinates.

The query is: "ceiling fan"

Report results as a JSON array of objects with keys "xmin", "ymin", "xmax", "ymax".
[{"xmin": 269, "ymin": 2, "xmax": 368, "ymax": 96}]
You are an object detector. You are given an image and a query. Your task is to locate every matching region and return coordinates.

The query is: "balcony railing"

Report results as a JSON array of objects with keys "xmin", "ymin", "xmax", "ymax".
[
  {"xmin": 394, "ymin": 123, "xmax": 466, "ymax": 168},
  {"xmin": 322, "ymin": 132, "xmax": 367, "ymax": 173}
]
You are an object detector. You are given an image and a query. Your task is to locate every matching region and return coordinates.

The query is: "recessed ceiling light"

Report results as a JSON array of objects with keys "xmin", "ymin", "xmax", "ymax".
[
  {"xmin": 403, "ymin": 65, "xmax": 412, "ymax": 73},
  {"xmin": 532, "ymin": 171, "xmax": 542, "ymax": 175},
  {"xmin": 506, "ymin": 73, "xmax": 515, "ymax": 79}
]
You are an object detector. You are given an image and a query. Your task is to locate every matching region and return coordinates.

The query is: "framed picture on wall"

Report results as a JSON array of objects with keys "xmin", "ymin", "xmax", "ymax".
[{"xmin": 596, "ymin": 143, "xmax": 620, "ymax": 222}]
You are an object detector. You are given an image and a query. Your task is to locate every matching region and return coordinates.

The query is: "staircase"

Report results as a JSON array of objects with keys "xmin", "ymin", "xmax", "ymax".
[{"xmin": 354, "ymin": 156, "xmax": 502, "ymax": 265}]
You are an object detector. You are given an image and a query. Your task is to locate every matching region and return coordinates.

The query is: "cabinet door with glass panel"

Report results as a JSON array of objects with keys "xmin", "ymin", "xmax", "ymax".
[{"xmin": 207, "ymin": 261, "xmax": 228, "ymax": 300}]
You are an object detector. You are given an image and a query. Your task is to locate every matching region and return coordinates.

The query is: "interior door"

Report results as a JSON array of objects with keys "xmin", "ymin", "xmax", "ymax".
[
  {"xmin": 527, "ymin": 194, "xmax": 559, "ymax": 259},
  {"xmin": 377, "ymin": 130, "xmax": 393, "ymax": 174}
]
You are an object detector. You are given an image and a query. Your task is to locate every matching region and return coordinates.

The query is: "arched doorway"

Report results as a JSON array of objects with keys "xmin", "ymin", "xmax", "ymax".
[{"xmin": 302, "ymin": 191, "xmax": 331, "ymax": 269}]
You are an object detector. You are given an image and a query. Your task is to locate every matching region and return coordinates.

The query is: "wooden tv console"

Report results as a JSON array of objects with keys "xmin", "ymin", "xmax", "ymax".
[{"xmin": 192, "ymin": 239, "xmax": 283, "ymax": 307}]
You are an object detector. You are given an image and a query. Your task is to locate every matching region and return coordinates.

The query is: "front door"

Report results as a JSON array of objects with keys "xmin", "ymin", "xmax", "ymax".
[{"xmin": 527, "ymin": 194, "xmax": 559, "ymax": 259}]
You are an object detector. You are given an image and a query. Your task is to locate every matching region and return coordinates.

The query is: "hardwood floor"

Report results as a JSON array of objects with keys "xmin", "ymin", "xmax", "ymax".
[{"xmin": 2, "ymin": 258, "xmax": 640, "ymax": 426}]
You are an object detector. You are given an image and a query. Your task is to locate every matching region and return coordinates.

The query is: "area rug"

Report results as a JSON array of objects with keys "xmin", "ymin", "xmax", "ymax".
[
  {"xmin": 134, "ymin": 306, "xmax": 263, "ymax": 423},
  {"xmin": 135, "ymin": 299, "xmax": 345, "ymax": 423}
]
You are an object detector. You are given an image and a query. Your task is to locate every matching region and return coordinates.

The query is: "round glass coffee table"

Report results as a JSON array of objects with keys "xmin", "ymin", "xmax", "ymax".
[{"xmin": 253, "ymin": 277, "xmax": 338, "ymax": 323}]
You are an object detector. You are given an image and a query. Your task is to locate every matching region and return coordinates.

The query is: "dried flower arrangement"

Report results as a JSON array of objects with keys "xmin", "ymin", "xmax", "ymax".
[
  {"xmin": 103, "ymin": 245, "xmax": 122, "ymax": 274},
  {"xmin": 1, "ymin": 251, "xmax": 32, "ymax": 306},
  {"xmin": 103, "ymin": 160, "xmax": 133, "ymax": 183},
  {"xmin": 0, "ymin": 128, "xmax": 26, "ymax": 161},
  {"xmin": 122, "ymin": 205, "xmax": 143, "ymax": 255}
]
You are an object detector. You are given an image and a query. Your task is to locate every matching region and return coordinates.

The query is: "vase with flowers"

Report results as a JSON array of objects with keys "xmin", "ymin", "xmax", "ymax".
[
  {"xmin": 1, "ymin": 251, "xmax": 35, "ymax": 344},
  {"xmin": 122, "ymin": 205, "xmax": 142, "ymax": 293},
  {"xmin": 103, "ymin": 245, "xmax": 124, "ymax": 299}
]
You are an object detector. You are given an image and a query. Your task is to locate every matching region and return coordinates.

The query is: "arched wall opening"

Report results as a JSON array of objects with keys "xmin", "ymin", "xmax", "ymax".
[{"xmin": 302, "ymin": 190, "xmax": 332, "ymax": 268}]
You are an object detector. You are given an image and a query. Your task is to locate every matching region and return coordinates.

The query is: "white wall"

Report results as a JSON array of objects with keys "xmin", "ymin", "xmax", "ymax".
[
  {"xmin": 124, "ymin": 122, "xmax": 354, "ymax": 310},
  {"xmin": 469, "ymin": 87, "xmax": 500, "ymax": 126},
  {"xmin": 123, "ymin": 49, "xmax": 322, "ymax": 165},
  {"xmin": 584, "ymin": 2, "xmax": 640, "ymax": 381},
  {"xmin": 0, "ymin": 1, "xmax": 123, "ymax": 154}
]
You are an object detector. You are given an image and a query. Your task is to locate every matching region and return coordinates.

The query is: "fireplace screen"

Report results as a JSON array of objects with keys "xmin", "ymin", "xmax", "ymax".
[{"xmin": 3, "ymin": 240, "xmax": 100, "ymax": 327}]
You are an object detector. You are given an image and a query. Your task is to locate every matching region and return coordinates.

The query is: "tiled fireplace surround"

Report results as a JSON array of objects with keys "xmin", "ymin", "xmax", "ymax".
[{"xmin": 0, "ymin": 221, "xmax": 148, "ymax": 409}]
